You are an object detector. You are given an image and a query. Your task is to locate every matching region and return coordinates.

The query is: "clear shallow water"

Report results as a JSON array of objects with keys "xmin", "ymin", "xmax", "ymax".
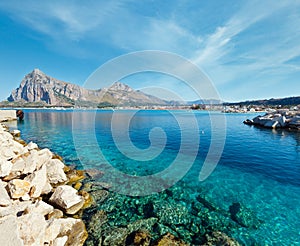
[{"xmin": 8, "ymin": 109, "xmax": 300, "ymax": 245}]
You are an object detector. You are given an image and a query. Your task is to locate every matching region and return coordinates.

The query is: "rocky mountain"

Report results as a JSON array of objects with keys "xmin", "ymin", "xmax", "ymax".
[
  {"xmin": 188, "ymin": 99, "xmax": 223, "ymax": 105},
  {"xmin": 7, "ymin": 69, "xmax": 168, "ymax": 107}
]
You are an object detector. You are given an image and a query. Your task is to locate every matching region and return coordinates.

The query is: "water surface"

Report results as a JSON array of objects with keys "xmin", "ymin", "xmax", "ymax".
[{"xmin": 9, "ymin": 109, "xmax": 300, "ymax": 245}]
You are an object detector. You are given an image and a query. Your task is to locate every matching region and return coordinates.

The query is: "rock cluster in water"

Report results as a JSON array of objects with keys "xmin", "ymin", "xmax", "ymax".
[
  {"xmin": 0, "ymin": 123, "xmax": 89, "ymax": 245},
  {"xmin": 80, "ymin": 174, "xmax": 262, "ymax": 245},
  {"xmin": 244, "ymin": 110, "xmax": 300, "ymax": 130}
]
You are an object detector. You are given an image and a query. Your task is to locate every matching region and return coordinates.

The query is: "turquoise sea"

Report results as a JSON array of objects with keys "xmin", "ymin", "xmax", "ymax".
[{"xmin": 8, "ymin": 109, "xmax": 300, "ymax": 245}]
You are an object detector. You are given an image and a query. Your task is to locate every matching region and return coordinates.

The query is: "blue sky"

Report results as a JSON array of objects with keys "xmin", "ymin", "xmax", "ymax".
[{"xmin": 0, "ymin": 0, "xmax": 299, "ymax": 102}]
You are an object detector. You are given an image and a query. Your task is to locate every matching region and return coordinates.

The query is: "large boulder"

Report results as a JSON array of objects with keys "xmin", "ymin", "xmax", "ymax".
[
  {"xmin": 25, "ymin": 200, "xmax": 54, "ymax": 217},
  {"xmin": 264, "ymin": 120, "xmax": 279, "ymax": 128},
  {"xmin": 0, "ymin": 215, "xmax": 23, "ymax": 246},
  {"xmin": 22, "ymin": 150, "xmax": 39, "ymax": 174},
  {"xmin": 7, "ymin": 179, "xmax": 31, "ymax": 199},
  {"xmin": 46, "ymin": 159, "xmax": 68, "ymax": 184},
  {"xmin": 36, "ymin": 148, "xmax": 53, "ymax": 170},
  {"xmin": 45, "ymin": 218, "xmax": 88, "ymax": 246},
  {"xmin": 0, "ymin": 200, "xmax": 32, "ymax": 218},
  {"xmin": 49, "ymin": 185, "xmax": 84, "ymax": 214},
  {"xmin": 17, "ymin": 212, "xmax": 47, "ymax": 246},
  {"xmin": 25, "ymin": 165, "xmax": 50, "ymax": 198},
  {"xmin": 276, "ymin": 115, "xmax": 287, "ymax": 127}
]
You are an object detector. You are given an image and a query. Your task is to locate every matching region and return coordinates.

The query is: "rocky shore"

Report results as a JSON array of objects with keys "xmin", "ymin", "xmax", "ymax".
[
  {"xmin": 244, "ymin": 110, "xmax": 300, "ymax": 130},
  {"xmin": 0, "ymin": 123, "xmax": 90, "ymax": 245}
]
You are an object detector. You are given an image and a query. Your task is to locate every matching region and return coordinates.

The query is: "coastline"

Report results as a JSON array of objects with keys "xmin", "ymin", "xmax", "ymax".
[
  {"xmin": 0, "ymin": 111, "xmax": 243, "ymax": 246},
  {"xmin": 0, "ymin": 121, "xmax": 91, "ymax": 245}
]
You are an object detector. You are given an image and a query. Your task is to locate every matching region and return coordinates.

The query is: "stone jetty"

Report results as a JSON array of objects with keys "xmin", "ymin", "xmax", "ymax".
[
  {"xmin": 244, "ymin": 110, "xmax": 300, "ymax": 130},
  {"xmin": 0, "ymin": 123, "xmax": 89, "ymax": 245}
]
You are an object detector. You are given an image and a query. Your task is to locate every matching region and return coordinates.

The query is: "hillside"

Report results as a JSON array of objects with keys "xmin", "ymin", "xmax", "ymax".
[{"xmin": 224, "ymin": 96, "xmax": 300, "ymax": 106}]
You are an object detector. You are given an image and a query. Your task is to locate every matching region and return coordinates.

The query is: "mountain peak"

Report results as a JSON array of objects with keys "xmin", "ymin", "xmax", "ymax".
[
  {"xmin": 31, "ymin": 68, "xmax": 45, "ymax": 76},
  {"xmin": 109, "ymin": 81, "xmax": 133, "ymax": 92}
]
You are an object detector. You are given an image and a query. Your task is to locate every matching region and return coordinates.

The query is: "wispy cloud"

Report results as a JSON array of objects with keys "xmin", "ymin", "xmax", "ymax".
[{"xmin": 0, "ymin": 1, "xmax": 126, "ymax": 40}]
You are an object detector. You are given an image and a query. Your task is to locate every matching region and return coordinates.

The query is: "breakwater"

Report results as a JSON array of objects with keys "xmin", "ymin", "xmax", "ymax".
[{"xmin": 0, "ymin": 123, "xmax": 90, "ymax": 245}]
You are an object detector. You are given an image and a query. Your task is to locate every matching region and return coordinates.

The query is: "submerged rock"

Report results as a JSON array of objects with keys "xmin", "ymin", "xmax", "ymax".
[
  {"xmin": 66, "ymin": 169, "xmax": 85, "ymax": 185},
  {"xmin": 229, "ymin": 202, "xmax": 261, "ymax": 229},
  {"xmin": 153, "ymin": 201, "xmax": 190, "ymax": 225},
  {"xmin": 86, "ymin": 209, "xmax": 108, "ymax": 244},
  {"xmin": 204, "ymin": 231, "xmax": 240, "ymax": 246},
  {"xmin": 102, "ymin": 227, "xmax": 128, "ymax": 246},
  {"xmin": 152, "ymin": 232, "xmax": 188, "ymax": 246},
  {"xmin": 45, "ymin": 218, "xmax": 88, "ymax": 246},
  {"xmin": 100, "ymin": 217, "xmax": 159, "ymax": 246},
  {"xmin": 125, "ymin": 230, "xmax": 151, "ymax": 246}
]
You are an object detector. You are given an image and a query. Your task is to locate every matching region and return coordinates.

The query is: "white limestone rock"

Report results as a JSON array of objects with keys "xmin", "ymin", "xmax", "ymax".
[
  {"xmin": 0, "ymin": 200, "xmax": 32, "ymax": 218},
  {"xmin": 45, "ymin": 218, "xmax": 87, "ymax": 246},
  {"xmin": 25, "ymin": 165, "xmax": 48, "ymax": 197},
  {"xmin": 46, "ymin": 159, "xmax": 68, "ymax": 184},
  {"xmin": 0, "ymin": 131, "xmax": 13, "ymax": 141},
  {"xmin": 42, "ymin": 181, "xmax": 53, "ymax": 195},
  {"xmin": 21, "ymin": 194, "xmax": 31, "ymax": 201},
  {"xmin": 0, "ymin": 158, "xmax": 12, "ymax": 177},
  {"xmin": 0, "ymin": 215, "xmax": 23, "ymax": 246},
  {"xmin": 10, "ymin": 156, "xmax": 26, "ymax": 176},
  {"xmin": 0, "ymin": 181, "xmax": 11, "ymax": 206},
  {"xmin": 11, "ymin": 129, "xmax": 21, "ymax": 137},
  {"xmin": 49, "ymin": 185, "xmax": 84, "ymax": 214},
  {"xmin": 25, "ymin": 200, "xmax": 54, "ymax": 216},
  {"xmin": 11, "ymin": 140, "xmax": 24, "ymax": 155},
  {"xmin": 26, "ymin": 141, "xmax": 38, "ymax": 150},
  {"xmin": 36, "ymin": 148, "xmax": 53, "ymax": 170},
  {"xmin": 0, "ymin": 147, "xmax": 15, "ymax": 160},
  {"xmin": 22, "ymin": 150, "xmax": 38, "ymax": 174},
  {"xmin": 8, "ymin": 179, "xmax": 31, "ymax": 199},
  {"xmin": 53, "ymin": 236, "xmax": 68, "ymax": 246},
  {"xmin": 17, "ymin": 212, "xmax": 47, "ymax": 246},
  {"xmin": 44, "ymin": 219, "xmax": 63, "ymax": 244}
]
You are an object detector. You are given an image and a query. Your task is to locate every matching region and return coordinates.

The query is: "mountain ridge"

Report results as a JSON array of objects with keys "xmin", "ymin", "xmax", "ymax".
[
  {"xmin": 7, "ymin": 69, "xmax": 168, "ymax": 107},
  {"xmin": 224, "ymin": 96, "xmax": 300, "ymax": 106}
]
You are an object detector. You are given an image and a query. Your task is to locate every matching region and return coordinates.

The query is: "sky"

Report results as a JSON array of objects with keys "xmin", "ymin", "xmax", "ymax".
[{"xmin": 0, "ymin": 0, "xmax": 299, "ymax": 102}]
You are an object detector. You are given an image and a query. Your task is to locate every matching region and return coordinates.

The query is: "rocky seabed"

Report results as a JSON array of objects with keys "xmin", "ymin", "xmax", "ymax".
[
  {"xmin": 0, "ymin": 121, "xmax": 245, "ymax": 246},
  {"xmin": 0, "ymin": 123, "xmax": 89, "ymax": 246}
]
